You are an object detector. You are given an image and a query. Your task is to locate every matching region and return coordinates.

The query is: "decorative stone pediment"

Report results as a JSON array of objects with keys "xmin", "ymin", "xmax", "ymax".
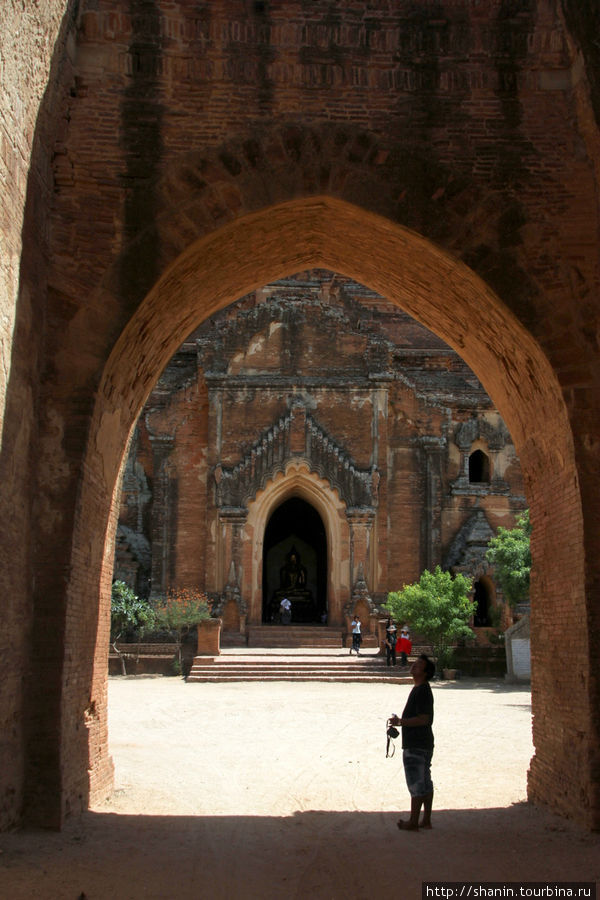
[
  {"xmin": 196, "ymin": 288, "xmax": 400, "ymax": 383},
  {"xmin": 214, "ymin": 404, "xmax": 378, "ymax": 512},
  {"xmin": 454, "ymin": 417, "xmax": 507, "ymax": 451},
  {"xmin": 444, "ymin": 509, "xmax": 495, "ymax": 579},
  {"xmin": 346, "ymin": 562, "xmax": 377, "ymax": 614},
  {"xmin": 211, "ymin": 561, "xmax": 246, "ymax": 618}
]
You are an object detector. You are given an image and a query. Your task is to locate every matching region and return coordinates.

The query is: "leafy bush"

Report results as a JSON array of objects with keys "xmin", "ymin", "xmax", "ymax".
[
  {"xmin": 110, "ymin": 580, "xmax": 155, "ymax": 642},
  {"xmin": 486, "ymin": 509, "xmax": 531, "ymax": 607},
  {"xmin": 153, "ymin": 588, "xmax": 211, "ymax": 671},
  {"xmin": 384, "ymin": 566, "xmax": 475, "ymax": 669},
  {"xmin": 153, "ymin": 588, "xmax": 211, "ymax": 639}
]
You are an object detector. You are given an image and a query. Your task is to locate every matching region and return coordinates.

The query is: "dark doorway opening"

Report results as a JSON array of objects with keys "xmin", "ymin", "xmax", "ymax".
[
  {"xmin": 473, "ymin": 578, "xmax": 493, "ymax": 627},
  {"xmin": 469, "ymin": 449, "xmax": 490, "ymax": 483},
  {"xmin": 263, "ymin": 497, "xmax": 327, "ymax": 624}
]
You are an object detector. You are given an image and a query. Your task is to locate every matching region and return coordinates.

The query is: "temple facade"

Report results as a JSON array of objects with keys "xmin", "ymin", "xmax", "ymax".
[{"xmin": 115, "ymin": 271, "xmax": 526, "ymax": 639}]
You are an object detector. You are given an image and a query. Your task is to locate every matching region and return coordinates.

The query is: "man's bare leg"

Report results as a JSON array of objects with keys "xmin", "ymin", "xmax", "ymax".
[
  {"xmin": 420, "ymin": 791, "xmax": 433, "ymax": 829},
  {"xmin": 397, "ymin": 796, "xmax": 423, "ymax": 831}
]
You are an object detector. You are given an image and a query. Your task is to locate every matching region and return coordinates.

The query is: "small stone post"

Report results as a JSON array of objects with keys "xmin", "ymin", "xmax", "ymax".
[{"xmin": 196, "ymin": 618, "xmax": 222, "ymax": 656}]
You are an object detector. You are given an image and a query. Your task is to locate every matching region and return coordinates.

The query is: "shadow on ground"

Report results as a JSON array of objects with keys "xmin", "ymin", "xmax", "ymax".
[{"xmin": 1, "ymin": 804, "xmax": 597, "ymax": 899}]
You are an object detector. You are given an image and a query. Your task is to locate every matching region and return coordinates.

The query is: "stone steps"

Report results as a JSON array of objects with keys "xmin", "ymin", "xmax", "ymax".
[
  {"xmin": 187, "ymin": 654, "xmax": 414, "ymax": 683},
  {"xmin": 187, "ymin": 625, "xmax": 434, "ymax": 683},
  {"xmin": 245, "ymin": 625, "xmax": 379, "ymax": 649},
  {"xmin": 246, "ymin": 626, "xmax": 344, "ymax": 648}
]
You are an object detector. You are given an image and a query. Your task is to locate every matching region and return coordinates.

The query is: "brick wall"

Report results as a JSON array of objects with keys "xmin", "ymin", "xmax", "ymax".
[
  {"xmin": 0, "ymin": 0, "xmax": 75, "ymax": 830},
  {"xmin": 1, "ymin": 0, "xmax": 599, "ymax": 829}
]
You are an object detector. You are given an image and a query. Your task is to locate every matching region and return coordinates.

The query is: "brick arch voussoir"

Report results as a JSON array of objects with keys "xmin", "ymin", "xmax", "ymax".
[
  {"xmin": 96, "ymin": 195, "xmax": 577, "ymax": 505},
  {"xmin": 112, "ymin": 121, "xmax": 517, "ymax": 312}
]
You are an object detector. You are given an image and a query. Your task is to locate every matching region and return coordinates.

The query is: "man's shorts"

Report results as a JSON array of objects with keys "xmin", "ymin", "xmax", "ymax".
[{"xmin": 402, "ymin": 747, "xmax": 434, "ymax": 797}]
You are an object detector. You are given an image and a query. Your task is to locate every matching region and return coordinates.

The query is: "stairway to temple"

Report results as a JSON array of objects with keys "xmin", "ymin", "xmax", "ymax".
[
  {"xmin": 186, "ymin": 649, "xmax": 415, "ymax": 683},
  {"xmin": 245, "ymin": 625, "xmax": 378, "ymax": 649},
  {"xmin": 187, "ymin": 625, "xmax": 434, "ymax": 683}
]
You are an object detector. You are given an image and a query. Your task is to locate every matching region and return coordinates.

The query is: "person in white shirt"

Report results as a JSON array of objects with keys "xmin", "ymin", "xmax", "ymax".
[
  {"xmin": 280, "ymin": 596, "xmax": 291, "ymax": 624},
  {"xmin": 350, "ymin": 615, "xmax": 362, "ymax": 655}
]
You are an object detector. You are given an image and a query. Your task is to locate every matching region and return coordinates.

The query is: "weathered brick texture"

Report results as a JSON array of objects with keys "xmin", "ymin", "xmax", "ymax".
[
  {"xmin": 1, "ymin": 0, "xmax": 599, "ymax": 830},
  {"xmin": 117, "ymin": 274, "xmax": 525, "ymax": 632}
]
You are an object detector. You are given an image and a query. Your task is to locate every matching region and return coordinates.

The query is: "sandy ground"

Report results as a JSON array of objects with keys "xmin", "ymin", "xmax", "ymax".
[{"xmin": 0, "ymin": 670, "xmax": 598, "ymax": 899}]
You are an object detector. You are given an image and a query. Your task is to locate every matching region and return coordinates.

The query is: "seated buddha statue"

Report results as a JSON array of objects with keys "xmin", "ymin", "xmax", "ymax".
[
  {"xmin": 272, "ymin": 546, "xmax": 314, "ymax": 622},
  {"xmin": 280, "ymin": 548, "xmax": 307, "ymax": 591}
]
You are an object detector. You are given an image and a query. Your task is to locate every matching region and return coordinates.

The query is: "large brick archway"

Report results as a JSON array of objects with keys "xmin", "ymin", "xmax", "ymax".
[
  {"xmin": 4, "ymin": 1, "xmax": 600, "ymax": 834},
  {"xmin": 64, "ymin": 196, "xmax": 592, "ymax": 828}
]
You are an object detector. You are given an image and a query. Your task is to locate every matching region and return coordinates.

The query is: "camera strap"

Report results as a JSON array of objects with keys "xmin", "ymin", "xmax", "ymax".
[{"xmin": 386, "ymin": 724, "xmax": 399, "ymax": 758}]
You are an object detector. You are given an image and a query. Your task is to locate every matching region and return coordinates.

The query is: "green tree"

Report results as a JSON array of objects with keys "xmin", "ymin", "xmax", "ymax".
[
  {"xmin": 110, "ymin": 580, "xmax": 155, "ymax": 642},
  {"xmin": 153, "ymin": 588, "xmax": 212, "ymax": 671},
  {"xmin": 384, "ymin": 566, "xmax": 475, "ymax": 670},
  {"xmin": 110, "ymin": 580, "xmax": 156, "ymax": 675},
  {"xmin": 486, "ymin": 509, "xmax": 531, "ymax": 607}
]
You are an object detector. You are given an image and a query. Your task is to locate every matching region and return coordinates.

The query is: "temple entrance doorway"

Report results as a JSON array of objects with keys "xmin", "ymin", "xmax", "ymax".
[
  {"xmin": 262, "ymin": 497, "xmax": 327, "ymax": 624},
  {"xmin": 473, "ymin": 576, "xmax": 494, "ymax": 627}
]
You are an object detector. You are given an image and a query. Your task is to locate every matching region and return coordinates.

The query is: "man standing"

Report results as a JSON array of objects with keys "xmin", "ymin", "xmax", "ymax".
[
  {"xmin": 389, "ymin": 654, "xmax": 435, "ymax": 831},
  {"xmin": 385, "ymin": 618, "xmax": 397, "ymax": 667},
  {"xmin": 350, "ymin": 614, "xmax": 362, "ymax": 655}
]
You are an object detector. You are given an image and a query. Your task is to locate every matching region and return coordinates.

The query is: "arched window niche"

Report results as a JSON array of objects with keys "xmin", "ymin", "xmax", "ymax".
[
  {"xmin": 469, "ymin": 448, "xmax": 491, "ymax": 484},
  {"xmin": 451, "ymin": 417, "xmax": 512, "ymax": 496}
]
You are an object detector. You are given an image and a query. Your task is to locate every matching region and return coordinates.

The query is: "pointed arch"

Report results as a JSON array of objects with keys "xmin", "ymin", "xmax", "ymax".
[
  {"xmin": 67, "ymin": 196, "xmax": 587, "ymax": 825},
  {"xmin": 469, "ymin": 448, "xmax": 491, "ymax": 484},
  {"xmin": 243, "ymin": 460, "xmax": 349, "ymax": 627}
]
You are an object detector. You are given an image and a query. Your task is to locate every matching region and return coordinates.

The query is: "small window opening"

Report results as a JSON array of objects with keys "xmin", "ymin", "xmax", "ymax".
[{"xmin": 469, "ymin": 449, "xmax": 490, "ymax": 483}]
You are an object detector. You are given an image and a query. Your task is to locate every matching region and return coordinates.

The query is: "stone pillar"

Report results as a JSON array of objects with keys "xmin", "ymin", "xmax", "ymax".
[
  {"xmin": 347, "ymin": 560, "xmax": 379, "ymax": 639},
  {"xmin": 346, "ymin": 508, "xmax": 377, "ymax": 637},
  {"xmin": 419, "ymin": 436, "xmax": 445, "ymax": 572},
  {"xmin": 218, "ymin": 506, "xmax": 248, "ymax": 612},
  {"xmin": 223, "ymin": 559, "xmax": 246, "ymax": 634},
  {"xmin": 148, "ymin": 435, "xmax": 174, "ymax": 598},
  {"xmin": 196, "ymin": 618, "xmax": 222, "ymax": 656},
  {"xmin": 347, "ymin": 508, "xmax": 375, "ymax": 591},
  {"xmin": 370, "ymin": 383, "xmax": 388, "ymax": 592}
]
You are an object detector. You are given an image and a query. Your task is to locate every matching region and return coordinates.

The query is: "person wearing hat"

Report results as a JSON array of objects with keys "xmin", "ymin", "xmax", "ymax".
[
  {"xmin": 385, "ymin": 617, "xmax": 398, "ymax": 667},
  {"xmin": 397, "ymin": 625, "xmax": 412, "ymax": 668}
]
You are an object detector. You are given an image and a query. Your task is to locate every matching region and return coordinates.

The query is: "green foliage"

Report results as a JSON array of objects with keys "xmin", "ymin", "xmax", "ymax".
[
  {"xmin": 436, "ymin": 646, "xmax": 457, "ymax": 671},
  {"xmin": 384, "ymin": 566, "xmax": 475, "ymax": 667},
  {"xmin": 486, "ymin": 509, "xmax": 531, "ymax": 607},
  {"xmin": 110, "ymin": 580, "xmax": 155, "ymax": 641},
  {"xmin": 170, "ymin": 657, "xmax": 182, "ymax": 677},
  {"xmin": 153, "ymin": 587, "xmax": 211, "ymax": 638}
]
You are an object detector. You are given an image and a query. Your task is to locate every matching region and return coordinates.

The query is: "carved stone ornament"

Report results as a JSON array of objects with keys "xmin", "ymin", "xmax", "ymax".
[{"xmin": 214, "ymin": 406, "xmax": 379, "ymax": 513}]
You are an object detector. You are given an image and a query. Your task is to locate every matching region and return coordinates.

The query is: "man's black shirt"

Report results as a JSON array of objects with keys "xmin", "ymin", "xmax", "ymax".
[{"xmin": 401, "ymin": 682, "xmax": 434, "ymax": 750}]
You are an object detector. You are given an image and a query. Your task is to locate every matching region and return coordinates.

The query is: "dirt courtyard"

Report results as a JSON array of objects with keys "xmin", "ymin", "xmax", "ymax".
[{"xmin": 1, "ymin": 673, "xmax": 598, "ymax": 899}]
